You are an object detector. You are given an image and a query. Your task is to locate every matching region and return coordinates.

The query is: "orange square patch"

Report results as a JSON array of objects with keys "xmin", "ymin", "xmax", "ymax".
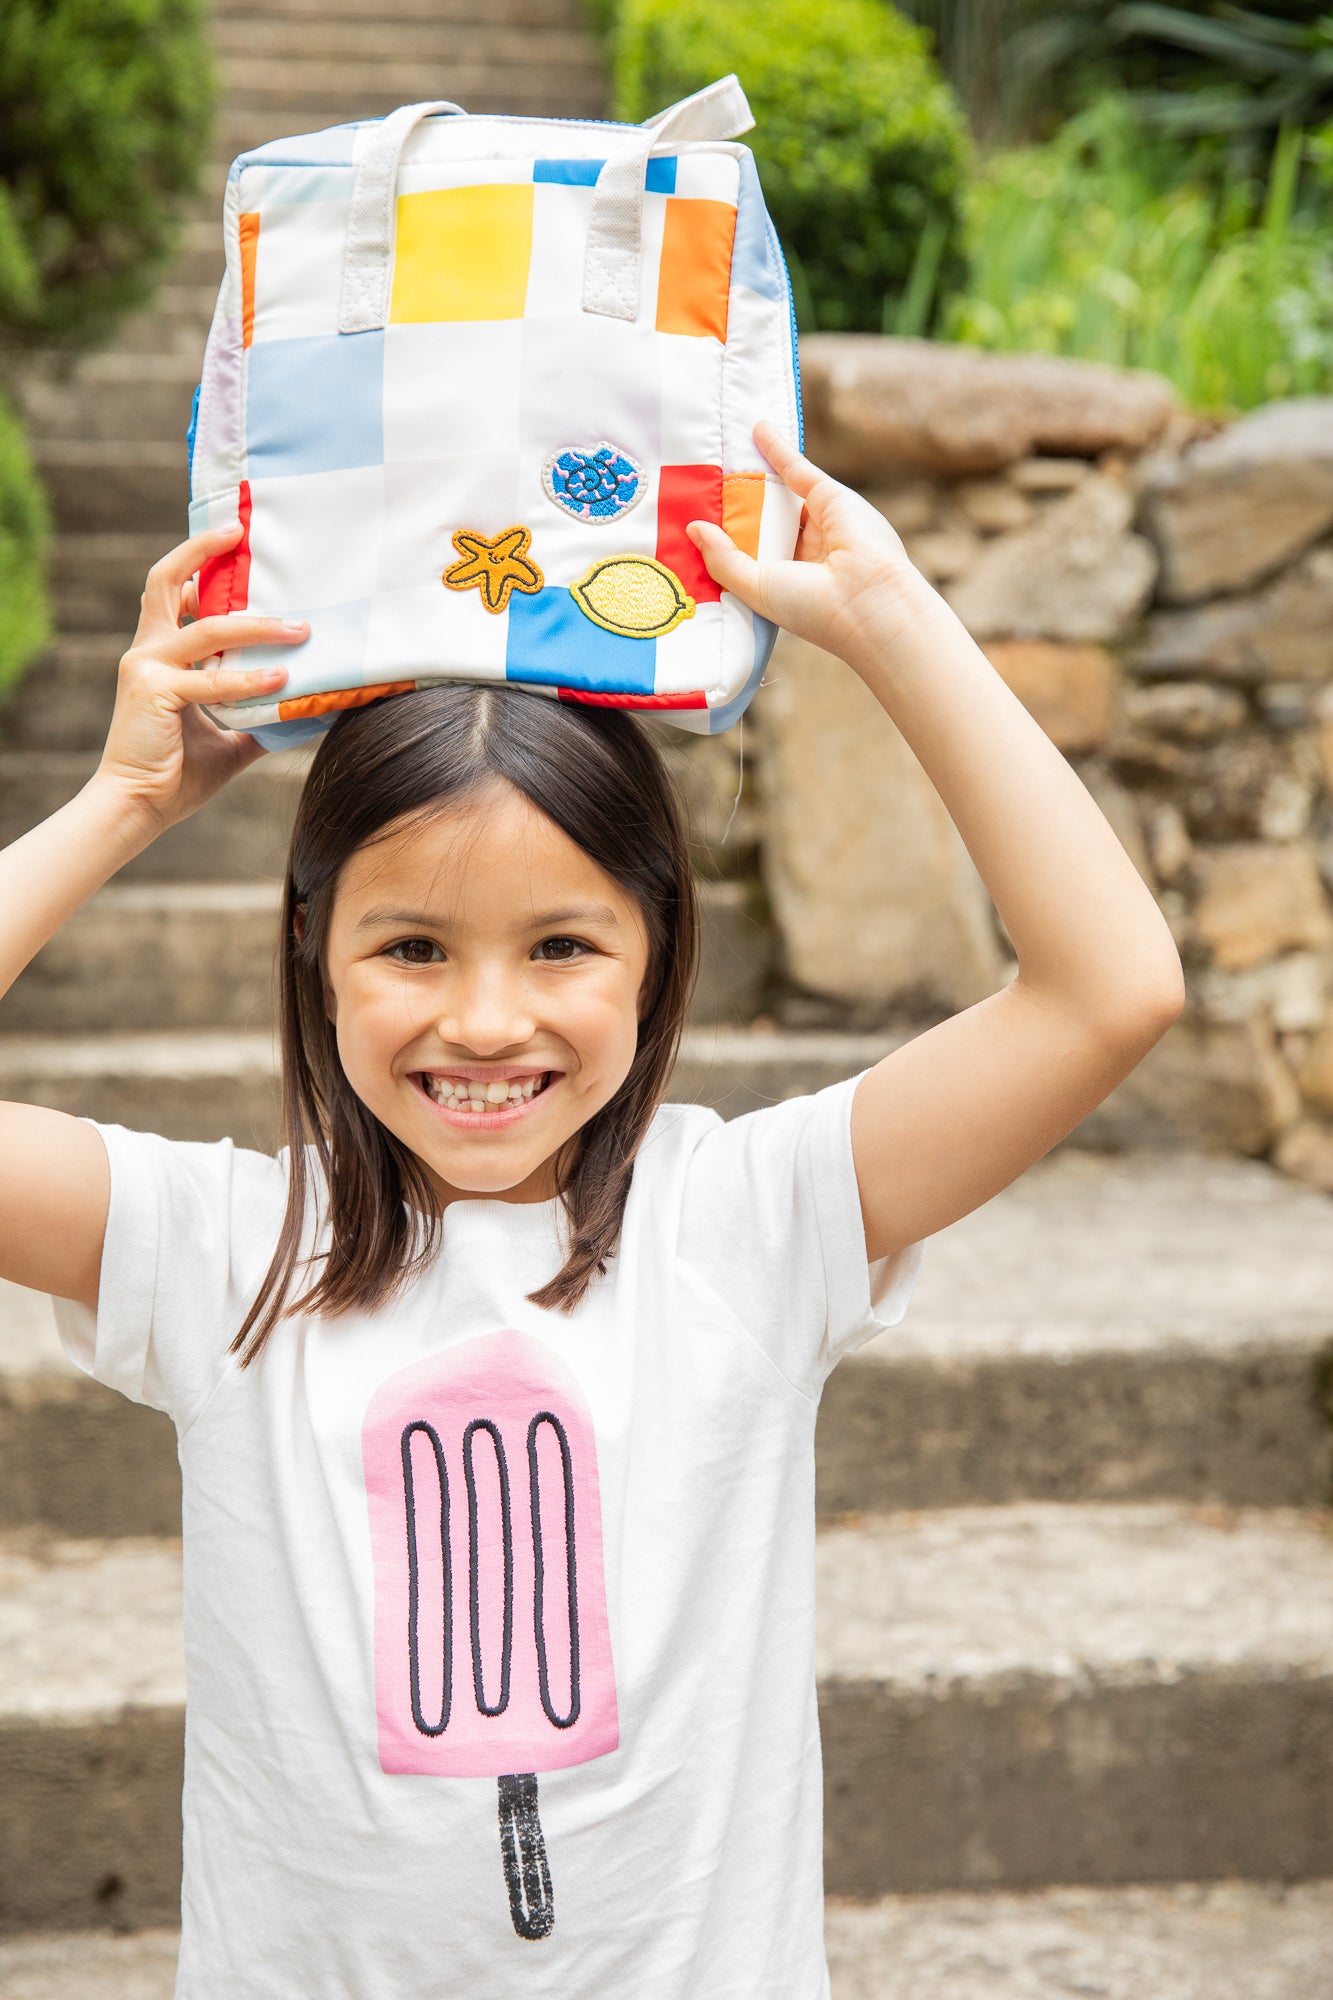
[{"xmin": 655, "ymin": 197, "xmax": 736, "ymax": 342}]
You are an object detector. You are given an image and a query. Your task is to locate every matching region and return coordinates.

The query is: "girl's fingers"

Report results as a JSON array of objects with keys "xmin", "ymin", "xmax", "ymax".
[
  {"xmin": 150, "ymin": 610, "xmax": 309, "ymax": 668},
  {"xmin": 139, "ymin": 522, "xmax": 246, "ymax": 620},
  {"xmin": 753, "ymin": 419, "xmax": 828, "ymax": 502},
  {"xmin": 179, "ymin": 579, "xmax": 200, "ymax": 623},
  {"xmin": 686, "ymin": 520, "xmax": 765, "ymax": 608},
  {"xmin": 161, "ymin": 658, "xmax": 292, "ymax": 707}
]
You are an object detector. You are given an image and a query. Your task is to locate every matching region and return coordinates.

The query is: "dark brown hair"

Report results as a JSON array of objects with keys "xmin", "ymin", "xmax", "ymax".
[{"xmin": 232, "ymin": 684, "xmax": 699, "ymax": 1365}]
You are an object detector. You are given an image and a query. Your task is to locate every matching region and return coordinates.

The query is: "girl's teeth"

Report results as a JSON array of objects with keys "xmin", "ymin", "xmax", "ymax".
[{"xmin": 424, "ymin": 1073, "xmax": 548, "ymax": 1109}]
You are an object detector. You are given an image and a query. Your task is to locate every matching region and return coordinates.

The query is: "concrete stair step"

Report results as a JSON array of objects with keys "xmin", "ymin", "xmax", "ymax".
[
  {"xmin": 32, "ymin": 440, "xmax": 185, "ymax": 535},
  {"xmin": 0, "ymin": 1533, "xmax": 184, "ymax": 1932},
  {"xmin": 818, "ymin": 1500, "xmax": 1333, "ymax": 1896},
  {"xmin": 216, "ymin": 22, "xmax": 604, "ymax": 68},
  {"xmin": 822, "ymin": 1147, "xmax": 1333, "ymax": 1513},
  {"xmin": 2, "ymin": 876, "xmax": 769, "ymax": 1033},
  {"xmin": 0, "ymin": 1025, "xmax": 903, "ymax": 1147},
  {"xmin": 18, "ymin": 366, "xmax": 198, "ymax": 449},
  {"xmin": 214, "ymin": 0, "xmax": 599, "ymax": 20},
  {"xmin": 1, "ymin": 635, "xmax": 126, "ymax": 752},
  {"xmin": 5, "ymin": 1151, "xmax": 1330, "ymax": 1537},
  {"xmin": 0, "ymin": 1283, "xmax": 179, "ymax": 1540},
  {"xmin": 824, "ymin": 1881, "xmax": 1333, "ymax": 1999},
  {"xmin": 29, "ymin": 543, "xmax": 164, "ymax": 647},
  {"xmin": 4, "ymin": 1882, "xmax": 1332, "ymax": 1999},
  {"xmin": 214, "ymin": 86, "xmax": 606, "ymax": 157},
  {"xmin": 3, "ymin": 1505, "xmax": 1332, "ymax": 1927},
  {"xmin": 0, "ymin": 753, "xmax": 309, "ymax": 883}
]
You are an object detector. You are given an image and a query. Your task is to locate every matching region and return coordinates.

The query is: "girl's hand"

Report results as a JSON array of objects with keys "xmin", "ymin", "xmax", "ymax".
[
  {"xmin": 94, "ymin": 524, "xmax": 309, "ymax": 837},
  {"xmin": 686, "ymin": 418, "xmax": 935, "ymax": 667}
]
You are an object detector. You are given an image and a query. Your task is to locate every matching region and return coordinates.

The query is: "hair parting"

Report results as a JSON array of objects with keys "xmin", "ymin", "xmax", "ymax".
[{"xmin": 231, "ymin": 684, "xmax": 699, "ymax": 1366}]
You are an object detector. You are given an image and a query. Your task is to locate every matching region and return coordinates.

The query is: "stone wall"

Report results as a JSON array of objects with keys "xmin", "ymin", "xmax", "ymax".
[{"xmin": 727, "ymin": 334, "xmax": 1333, "ymax": 1187}]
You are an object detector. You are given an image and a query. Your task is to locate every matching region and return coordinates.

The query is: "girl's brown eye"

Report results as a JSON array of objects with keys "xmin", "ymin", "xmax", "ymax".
[
  {"xmin": 535, "ymin": 936, "xmax": 588, "ymax": 963},
  {"xmin": 388, "ymin": 938, "xmax": 440, "ymax": 966}
]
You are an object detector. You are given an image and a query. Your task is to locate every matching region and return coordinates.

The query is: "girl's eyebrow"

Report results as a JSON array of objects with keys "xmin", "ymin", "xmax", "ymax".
[{"xmin": 352, "ymin": 902, "xmax": 622, "ymax": 932}]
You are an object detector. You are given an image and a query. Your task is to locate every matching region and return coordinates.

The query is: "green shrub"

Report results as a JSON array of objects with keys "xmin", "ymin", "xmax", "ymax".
[
  {"xmin": 946, "ymin": 99, "xmax": 1333, "ymax": 410},
  {"xmin": 612, "ymin": 0, "xmax": 970, "ymax": 335},
  {"xmin": 0, "ymin": 0, "xmax": 215, "ymax": 350},
  {"xmin": 0, "ymin": 390, "xmax": 50, "ymax": 694}
]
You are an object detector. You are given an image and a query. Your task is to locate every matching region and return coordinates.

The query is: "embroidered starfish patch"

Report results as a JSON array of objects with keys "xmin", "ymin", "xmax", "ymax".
[{"xmin": 443, "ymin": 526, "xmax": 544, "ymax": 614}]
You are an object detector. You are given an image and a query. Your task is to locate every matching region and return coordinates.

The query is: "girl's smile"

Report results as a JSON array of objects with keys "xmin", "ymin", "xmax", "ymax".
[{"xmin": 322, "ymin": 779, "xmax": 651, "ymax": 1205}]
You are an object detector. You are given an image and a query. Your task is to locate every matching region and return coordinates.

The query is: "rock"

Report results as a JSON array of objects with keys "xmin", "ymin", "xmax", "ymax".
[
  {"xmin": 1193, "ymin": 951, "xmax": 1330, "ymax": 1033},
  {"xmin": 1011, "ymin": 457, "xmax": 1090, "ymax": 494},
  {"xmin": 1080, "ymin": 1013, "xmax": 1298, "ymax": 1153},
  {"xmin": 1078, "ymin": 764, "xmax": 1154, "ymax": 885},
  {"xmin": 1122, "ymin": 682, "xmax": 1247, "ymax": 742},
  {"xmin": 800, "ymin": 335, "xmax": 1178, "ymax": 481},
  {"xmin": 902, "ymin": 528, "xmax": 981, "ymax": 585},
  {"xmin": 946, "ymin": 476, "xmax": 1158, "ymax": 644},
  {"xmin": 1192, "ymin": 844, "xmax": 1333, "ymax": 971},
  {"xmin": 756, "ymin": 633, "xmax": 1005, "ymax": 1010},
  {"xmin": 1131, "ymin": 545, "xmax": 1333, "ymax": 684},
  {"xmin": 1274, "ymin": 1118, "xmax": 1333, "ymax": 1193},
  {"xmin": 863, "ymin": 480, "xmax": 939, "ymax": 537},
  {"xmin": 1299, "ymin": 1017, "xmax": 1333, "ymax": 1114},
  {"xmin": 1256, "ymin": 683, "xmax": 1315, "ymax": 730},
  {"xmin": 953, "ymin": 477, "xmax": 1036, "ymax": 536},
  {"xmin": 984, "ymin": 641, "xmax": 1117, "ymax": 754},
  {"xmin": 1139, "ymin": 399, "xmax": 1333, "ymax": 602},
  {"xmin": 1146, "ymin": 803, "xmax": 1191, "ymax": 885}
]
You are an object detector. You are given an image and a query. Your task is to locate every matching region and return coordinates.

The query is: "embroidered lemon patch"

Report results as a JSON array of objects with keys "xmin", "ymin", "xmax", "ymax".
[{"xmin": 569, "ymin": 555, "xmax": 695, "ymax": 639}]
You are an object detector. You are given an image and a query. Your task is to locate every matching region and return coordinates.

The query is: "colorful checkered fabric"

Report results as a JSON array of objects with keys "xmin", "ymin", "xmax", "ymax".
[{"xmin": 188, "ymin": 99, "xmax": 804, "ymax": 747}]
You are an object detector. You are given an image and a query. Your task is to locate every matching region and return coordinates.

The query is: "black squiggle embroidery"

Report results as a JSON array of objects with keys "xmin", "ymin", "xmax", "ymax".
[
  {"xmin": 527, "ymin": 1411, "xmax": 581, "ymax": 1730},
  {"xmin": 497, "ymin": 1773, "xmax": 554, "ymax": 1940},
  {"xmin": 401, "ymin": 1420, "xmax": 451, "ymax": 1737},
  {"xmin": 463, "ymin": 1418, "xmax": 514, "ymax": 1717}
]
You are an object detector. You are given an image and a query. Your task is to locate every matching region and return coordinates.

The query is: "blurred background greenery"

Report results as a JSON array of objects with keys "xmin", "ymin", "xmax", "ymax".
[
  {"xmin": 603, "ymin": 0, "xmax": 1333, "ymax": 411},
  {"xmin": 0, "ymin": 0, "xmax": 214, "ymax": 691}
]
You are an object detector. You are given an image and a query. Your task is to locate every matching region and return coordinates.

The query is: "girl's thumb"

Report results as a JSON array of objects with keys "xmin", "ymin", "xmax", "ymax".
[{"xmin": 686, "ymin": 519, "xmax": 762, "ymax": 606}]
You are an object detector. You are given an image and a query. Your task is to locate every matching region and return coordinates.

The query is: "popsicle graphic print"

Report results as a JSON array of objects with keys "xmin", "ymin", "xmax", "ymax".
[{"xmin": 362, "ymin": 1329, "xmax": 619, "ymax": 1940}]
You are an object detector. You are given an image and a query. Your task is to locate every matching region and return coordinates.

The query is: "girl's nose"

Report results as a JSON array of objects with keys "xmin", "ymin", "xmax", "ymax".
[{"xmin": 434, "ymin": 969, "xmax": 537, "ymax": 1056}]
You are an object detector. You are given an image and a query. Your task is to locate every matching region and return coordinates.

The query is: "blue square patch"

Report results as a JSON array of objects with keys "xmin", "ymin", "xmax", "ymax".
[
  {"xmin": 533, "ymin": 156, "xmax": 677, "ymax": 194},
  {"xmin": 506, "ymin": 587, "xmax": 657, "ymax": 695},
  {"xmin": 246, "ymin": 331, "xmax": 384, "ymax": 477}
]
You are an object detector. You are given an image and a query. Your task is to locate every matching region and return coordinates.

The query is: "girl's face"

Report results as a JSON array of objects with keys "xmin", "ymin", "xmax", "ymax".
[{"xmin": 322, "ymin": 780, "xmax": 651, "ymax": 1205}]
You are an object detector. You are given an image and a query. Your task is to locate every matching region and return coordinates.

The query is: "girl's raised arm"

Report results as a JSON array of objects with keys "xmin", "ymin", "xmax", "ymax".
[
  {"xmin": 689, "ymin": 422, "xmax": 1185, "ymax": 1264},
  {"xmin": 0, "ymin": 526, "xmax": 306, "ymax": 1309}
]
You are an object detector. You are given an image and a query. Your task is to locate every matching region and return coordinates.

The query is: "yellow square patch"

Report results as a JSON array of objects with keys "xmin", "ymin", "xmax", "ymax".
[{"xmin": 390, "ymin": 184, "xmax": 534, "ymax": 323}]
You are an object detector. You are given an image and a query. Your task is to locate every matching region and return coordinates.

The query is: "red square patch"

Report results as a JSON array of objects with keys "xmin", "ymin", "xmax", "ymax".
[{"xmin": 656, "ymin": 464, "xmax": 723, "ymax": 606}]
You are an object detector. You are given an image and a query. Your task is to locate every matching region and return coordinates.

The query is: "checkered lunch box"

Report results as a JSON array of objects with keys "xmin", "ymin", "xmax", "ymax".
[{"xmin": 185, "ymin": 75, "xmax": 805, "ymax": 749}]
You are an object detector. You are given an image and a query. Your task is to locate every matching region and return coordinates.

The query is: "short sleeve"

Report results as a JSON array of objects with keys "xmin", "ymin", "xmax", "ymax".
[
  {"xmin": 675, "ymin": 1071, "xmax": 923, "ymax": 1399},
  {"xmin": 50, "ymin": 1121, "xmax": 287, "ymax": 1433}
]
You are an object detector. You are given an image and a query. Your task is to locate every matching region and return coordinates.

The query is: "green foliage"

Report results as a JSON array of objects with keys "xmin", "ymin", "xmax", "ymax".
[
  {"xmin": 0, "ymin": 0, "xmax": 215, "ymax": 350},
  {"xmin": 611, "ymin": 0, "xmax": 970, "ymax": 334},
  {"xmin": 0, "ymin": 389, "xmax": 50, "ymax": 693},
  {"xmin": 946, "ymin": 98, "xmax": 1333, "ymax": 410}
]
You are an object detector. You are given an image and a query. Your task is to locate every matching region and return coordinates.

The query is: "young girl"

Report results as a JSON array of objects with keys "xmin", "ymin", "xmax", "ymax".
[{"xmin": 0, "ymin": 419, "xmax": 1183, "ymax": 1998}]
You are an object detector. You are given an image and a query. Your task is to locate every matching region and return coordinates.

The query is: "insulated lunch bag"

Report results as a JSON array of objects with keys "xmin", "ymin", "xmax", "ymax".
[{"xmin": 186, "ymin": 76, "xmax": 805, "ymax": 750}]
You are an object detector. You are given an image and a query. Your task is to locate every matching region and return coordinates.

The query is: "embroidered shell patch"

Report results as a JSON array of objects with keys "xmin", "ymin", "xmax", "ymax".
[
  {"xmin": 569, "ymin": 554, "xmax": 695, "ymax": 639},
  {"xmin": 543, "ymin": 444, "xmax": 644, "ymax": 524}
]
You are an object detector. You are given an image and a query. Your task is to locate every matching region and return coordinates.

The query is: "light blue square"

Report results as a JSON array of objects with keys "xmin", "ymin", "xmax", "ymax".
[
  {"xmin": 506, "ymin": 587, "xmax": 657, "ymax": 695},
  {"xmin": 246, "ymin": 332, "xmax": 384, "ymax": 477}
]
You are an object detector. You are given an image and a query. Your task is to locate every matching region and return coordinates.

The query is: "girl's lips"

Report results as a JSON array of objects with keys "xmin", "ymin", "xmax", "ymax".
[{"xmin": 411, "ymin": 1070, "xmax": 560, "ymax": 1132}]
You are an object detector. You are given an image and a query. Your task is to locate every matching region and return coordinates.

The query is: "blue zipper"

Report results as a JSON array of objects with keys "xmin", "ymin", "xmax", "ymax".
[{"xmin": 766, "ymin": 215, "xmax": 805, "ymax": 451}]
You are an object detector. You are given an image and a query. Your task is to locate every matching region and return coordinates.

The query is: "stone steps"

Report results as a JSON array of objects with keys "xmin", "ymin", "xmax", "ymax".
[
  {"xmin": 0, "ymin": 753, "xmax": 308, "ymax": 883},
  {"xmin": 4, "ymin": 1502, "xmax": 1332, "ymax": 1931},
  {"xmin": 2, "ymin": 876, "xmax": 770, "ymax": 1032},
  {"xmin": 0, "ymin": 1026, "xmax": 901, "ymax": 1146},
  {"xmin": 4, "ymin": 1884, "xmax": 1331, "ymax": 2000},
  {"xmin": 5, "ymin": 1152, "xmax": 1331, "ymax": 1539}
]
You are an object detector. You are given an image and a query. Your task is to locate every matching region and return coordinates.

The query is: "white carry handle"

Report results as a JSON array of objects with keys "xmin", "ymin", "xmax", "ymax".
[
  {"xmin": 339, "ymin": 99, "xmax": 466, "ymax": 334},
  {"xmin": 582, "ymin": 73, "xmax": 754, "ymax": 320}
]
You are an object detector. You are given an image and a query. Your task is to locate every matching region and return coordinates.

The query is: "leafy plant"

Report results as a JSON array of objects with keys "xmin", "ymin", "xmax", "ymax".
[
  {"xmin": 0, "ymin": 389, "xmax": 50, "ymax": 693},
  {"xmin": 611, "ymin": 0, "xmax": 970, "ymax": 334},
  {"xmin": 946, "ymin": 99, "xmax": 1333, "ymax": 410},
  {"xmin": 0, "ymin": 0, "xmax": 215, "ymax": 350}
]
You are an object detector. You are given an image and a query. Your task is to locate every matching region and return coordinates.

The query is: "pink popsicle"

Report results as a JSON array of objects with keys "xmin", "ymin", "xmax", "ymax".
[{"xmin": 362, "ymin": 1327, "xmax": 619, "ymax": 1780}]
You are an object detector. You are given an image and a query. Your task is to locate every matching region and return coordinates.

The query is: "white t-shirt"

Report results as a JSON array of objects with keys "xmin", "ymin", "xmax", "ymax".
[{"xmin": 55, "ymin": 1074, "xmax": 922, "ymax": 2000}]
